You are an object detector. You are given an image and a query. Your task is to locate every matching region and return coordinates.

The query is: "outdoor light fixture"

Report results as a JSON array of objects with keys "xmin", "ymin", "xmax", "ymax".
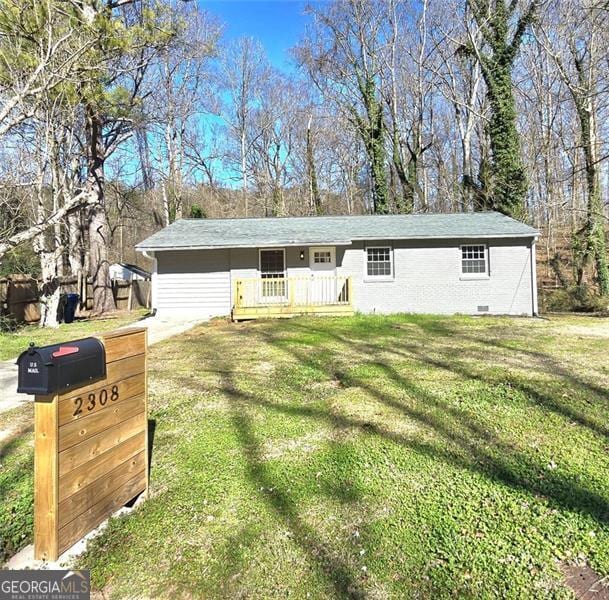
[{"xmin": 300, "ymin": 250, "xmax": 305, "ymax": 260}]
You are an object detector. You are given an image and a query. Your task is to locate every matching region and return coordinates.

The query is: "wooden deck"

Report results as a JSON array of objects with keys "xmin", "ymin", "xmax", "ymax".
[{"xmin": 232, "ymin": 276, "xmax": 354, "ymax": 320}]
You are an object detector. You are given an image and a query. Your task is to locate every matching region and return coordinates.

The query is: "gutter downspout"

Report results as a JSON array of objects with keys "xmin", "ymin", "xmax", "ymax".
[{"xmin": 530, "ymin": 239, "xmax": 538, "ymax": 316}]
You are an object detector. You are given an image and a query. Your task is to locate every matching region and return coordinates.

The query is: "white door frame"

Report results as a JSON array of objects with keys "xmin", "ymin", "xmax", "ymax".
[
  {"xmin": 309, "ymin": 246, "xmax": 337, "ymax": 304},
  {"xmin": 259, "ymin": 248, "xmax": 286, "ymax": 302},
  {"xmin": 309, "ymin": 246, "xmax": 336, "ymax": 272}
]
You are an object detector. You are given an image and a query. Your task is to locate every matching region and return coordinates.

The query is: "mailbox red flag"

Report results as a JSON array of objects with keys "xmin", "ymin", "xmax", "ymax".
[{"xmin": 51, "ymin": 346, "xmax": 80, "ymax": 358}]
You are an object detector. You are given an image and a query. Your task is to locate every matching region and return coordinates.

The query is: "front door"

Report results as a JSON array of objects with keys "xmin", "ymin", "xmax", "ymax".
[
  {"xmin": 309, "ymin": 247, "xmax": 337, "ymax": 303},
  {"xmin": 259, "ymin": 249, "xmax": 286, "ymax": 302}
]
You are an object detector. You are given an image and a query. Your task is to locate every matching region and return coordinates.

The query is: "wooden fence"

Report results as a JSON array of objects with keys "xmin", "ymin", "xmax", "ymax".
[
  {"xmin": 1, "ymin": 275, "xmax": 151, "ymax": 323},
  {"xmin": 0, "ymin": 275, "xmax": 40, "ymax": 322}
]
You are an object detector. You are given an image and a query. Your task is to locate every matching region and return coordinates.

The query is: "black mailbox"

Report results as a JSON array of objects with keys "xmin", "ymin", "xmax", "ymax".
[{"xmin": 16, "ymin": 337, "xmax": 106, "ymax": 395}]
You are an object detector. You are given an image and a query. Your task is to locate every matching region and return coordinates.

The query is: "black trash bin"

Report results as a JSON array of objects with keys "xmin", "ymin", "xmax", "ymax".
[{"xmin": 64, "ymin": 293, "xmax": 80, "ymax": 324}]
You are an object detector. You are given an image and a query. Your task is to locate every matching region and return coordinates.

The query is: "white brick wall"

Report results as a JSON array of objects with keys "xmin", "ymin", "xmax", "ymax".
[{"xmin": 338, "ymin": 239, "xmax": 535, "ymax": 315}]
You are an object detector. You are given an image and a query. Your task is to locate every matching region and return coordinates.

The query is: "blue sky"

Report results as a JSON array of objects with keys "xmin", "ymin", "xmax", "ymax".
[{"xmin": 201, "ymin": 1, "xmax": 311, "ymax": 71}]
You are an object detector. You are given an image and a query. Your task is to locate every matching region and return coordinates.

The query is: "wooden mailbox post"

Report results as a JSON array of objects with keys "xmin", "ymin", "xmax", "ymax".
[{"xmin": 34, "ymin": 327, "xmax": 149, "ymax": 561}]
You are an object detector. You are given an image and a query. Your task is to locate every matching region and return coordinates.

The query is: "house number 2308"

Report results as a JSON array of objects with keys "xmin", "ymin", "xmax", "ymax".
[{"xmin": 73, "ymin": 385, "xmax": 119, "ymax": 417}]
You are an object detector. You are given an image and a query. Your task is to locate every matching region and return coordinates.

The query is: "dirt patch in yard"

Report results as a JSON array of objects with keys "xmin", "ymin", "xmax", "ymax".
[{"xmin": 561, "ymin": 563, "xmax": 609, "ymax": 599}]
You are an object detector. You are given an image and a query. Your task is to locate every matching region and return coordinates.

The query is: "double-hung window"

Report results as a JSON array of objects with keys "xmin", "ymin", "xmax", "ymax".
[
  {"xmin": 461, "ymin": 245, "xmax": 488, "ymax": 276},
  {"xmin": 366, "ymin": 246, "xmax": 392, "ymax": 278}
]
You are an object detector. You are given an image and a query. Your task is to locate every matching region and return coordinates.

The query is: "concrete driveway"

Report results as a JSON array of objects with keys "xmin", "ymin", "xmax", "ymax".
[
  {"xmin": 0, "ymin": 315, "xmax": 206, "ymax": 414},
  {"xmin": 0, "ymin": 359, "xmax": 28, "ymax": 412}
]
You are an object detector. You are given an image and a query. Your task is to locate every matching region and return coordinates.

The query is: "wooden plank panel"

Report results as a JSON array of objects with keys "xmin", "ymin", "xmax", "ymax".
[
  {"xmin": 58, "ymin": 470, "xmax": 146, "ymax": 555},
  {"xmin": 34, "ymin": 394, "xmax": 59, "ymax": 561},
  {"xmin": 57, "ymin": 354, "xmax": 145, "ymax": 401},
  {"xmin": 58, "ymin": 373, "xmax": 145, "ymax": 427},
  {"xmin": 101, "ymin": 331, "xmax": 146, "ymax": 364},
  {"xmin": 59, "ymin": 395, "xmax": 144, "ymax": 452},
  {"xmin": 59, "ymin": 412, "xmax": 146, "ymax": 477},
  {"xmin": 100, "ymin": 326, "xmax": 147, "ymax": 341},
  {"xmin": 58, "ymin": 451, "xmax": 147, "ymax": 528},
  {"xmin": 59, "ymin": 432, "xmax": 146, "ymax": 502},
  {"xmin": 34, "ymin": 327, "xmax": 149, "ymax": 561},
  {"xmin": 143, "ymin": 329, "xmax": 150, "ymax": 497}
]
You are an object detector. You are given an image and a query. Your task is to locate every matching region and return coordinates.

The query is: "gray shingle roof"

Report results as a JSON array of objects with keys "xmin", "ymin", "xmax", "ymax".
[{"xmin": 136, "ymin": 212, "xmax": 538, "ymax": 251}]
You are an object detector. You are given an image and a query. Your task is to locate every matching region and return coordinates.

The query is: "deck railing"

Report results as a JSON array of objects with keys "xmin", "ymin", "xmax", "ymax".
[{"xmin": 233, "ymin": 276, "xmax": 353, "ymax": 318}]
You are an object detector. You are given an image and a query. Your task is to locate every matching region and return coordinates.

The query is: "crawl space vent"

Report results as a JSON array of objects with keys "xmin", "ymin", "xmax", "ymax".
[{"xmin": 477, "ymin": 305, "xmax": 489, "ymax": 312}]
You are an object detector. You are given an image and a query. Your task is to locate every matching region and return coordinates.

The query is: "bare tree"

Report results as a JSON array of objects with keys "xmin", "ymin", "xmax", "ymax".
[
  {"xmin": 145, "ymin": 3, "xmax": 220, "ymax": 225},
  {"xmin": 219, "ymin": 37, "xmax": 270, "ymax": 216},
  {"xmin": 249, "ymin": 72, "xmax": 301, "ymax": 216},
  {"xmin": 296, "ymin": 0, "xmax": 389, "ymax": 213},
  {"xmin": 433, "ymin": 0, "xmax": 486, "ymax": 210},
  {"xmin": 535, "ymin": 0, "xmax": 609, "ymax": 294}
]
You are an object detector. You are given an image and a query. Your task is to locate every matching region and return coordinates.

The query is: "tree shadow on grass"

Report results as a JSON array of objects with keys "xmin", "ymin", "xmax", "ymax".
[
  {"xmin": 227, "ymin": 386, "xmax": 368, "ymax": 598},
  {"xmin": 291, "ymin": 318, "xmax": 609, "ymax": 440},
  {"xmin": 411, "ymin": 317, "xmax": 609, "ymax": 402},
  {"xmin": 254, "ymin": 323, "xmax": 609, "ymax": 525},
  {"xmin": 167, "ymin": 317, "xmax": 609, "ymax": 596}
]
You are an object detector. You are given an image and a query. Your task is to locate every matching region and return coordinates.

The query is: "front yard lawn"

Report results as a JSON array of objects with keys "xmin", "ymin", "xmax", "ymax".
[
  {"xmin": 3, "ymin": 313, "xmax": 609, "ymax": 597},
  {"xmin": 76, "ymin": 314, "xmax": 609, "ymax": 598},
  {"xmin": 0, "ymin": 309, "xmax": 149, "ymax": 361}
]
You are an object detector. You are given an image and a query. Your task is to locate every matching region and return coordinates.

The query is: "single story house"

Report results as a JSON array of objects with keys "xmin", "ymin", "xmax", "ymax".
[{"xmin": 135, "ymin": 212, "xmax": 539, "ymax": 320}]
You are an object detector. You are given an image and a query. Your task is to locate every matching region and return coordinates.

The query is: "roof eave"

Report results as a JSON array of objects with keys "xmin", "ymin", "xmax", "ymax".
[{"xmin": 136, "ymin": 231, "xmax": 538, "ymax": 252}]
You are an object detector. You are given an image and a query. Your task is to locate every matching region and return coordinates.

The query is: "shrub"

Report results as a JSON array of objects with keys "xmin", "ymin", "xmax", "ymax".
[
  {"xmin": 0, "ymin": 313, "xmax": 21, "ymax": 333},
  {"xmin": 543, "ymin": 284, "xmax": 609, "ymax": 313},
  {"xmin": 189, "ymin": 204, "xmax": 205, "ymax": 219}
]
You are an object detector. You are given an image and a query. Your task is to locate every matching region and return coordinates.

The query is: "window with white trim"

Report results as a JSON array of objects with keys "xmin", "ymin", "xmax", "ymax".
[
  {"xmin": 309, "ymin": 246, "xmax": 336, "ymax": 269},
  {"xmin": 313, "ymin": 250, "xmax": 332, "ymax": 264},
  {"xmin": 366, "ymin": 246, "xmax": 392, "ymax": 277},
  {"xmin": 461, "ymin": 245, "xmax": 487, "ymax": 275}
]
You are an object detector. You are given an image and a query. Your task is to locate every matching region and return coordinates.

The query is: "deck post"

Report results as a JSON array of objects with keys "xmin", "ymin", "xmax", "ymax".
[
  {"xmin": 233, "ymin": 279, "xmax": 240, "ymax": 311},
  {"xmin": 348, "ymin": 276, "xmax": 354, "ymax": 308}
]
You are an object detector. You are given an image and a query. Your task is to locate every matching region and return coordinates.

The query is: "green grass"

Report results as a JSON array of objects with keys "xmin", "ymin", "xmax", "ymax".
[
  {"xmin": 0, "ymin": 404, "xmax": 34, "ymax": 563},
  {"xmin": 72, "ymin": 313, "xmax": 609, "ymax": 598},
  {"xmin": 0, "ymin": 309, "xmax": 148, "ymax": 361},
  {"xmin": 4, "ymin": 313, "xmax": 609, "ymax": 597}
]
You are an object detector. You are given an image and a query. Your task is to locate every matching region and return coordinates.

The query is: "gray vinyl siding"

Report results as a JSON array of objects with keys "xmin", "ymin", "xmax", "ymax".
[
  {"xmin": 155, "ymin": 249, "xmax": 231, "ymax": 317},
  {"xmin": 152, "ymin": 238, "xmax": 535, "ymax": 317}
]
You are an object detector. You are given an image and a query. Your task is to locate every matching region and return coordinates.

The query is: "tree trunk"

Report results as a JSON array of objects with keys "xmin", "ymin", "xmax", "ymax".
[
  {"xmin": 576, "ymin": 95, "xmax": 609, "ymax": 295},
  {"xmin": 391, "ymin": 130, "xmax": 414, "ymax": 214},
  {"xmin": 355, "ymin": 77, "xmax": 388, "ymax": 214},
  {"xmin": 38, "ymin": 249, "xmax": 62, "ymax": 328},
  {"xmin": 484, "ymin": 66, "xmax": 528, "ymax": 217},
  {"xmin": 161, "ymin": 181, "xmax": 170, "ymax": 227},
  {"xmin": 86, "ymin": 106, "xmax": 116, "ymax": 315},
  {"xmin": 306, "ymin": 115, "xmax": 322, "ymax": 215},
  {"xmin": 271, "ymin": 186, "xmax": 284, "ymax": 217},
  {"xmin": 367, "ymin": 96, "xmax": 388, "ymax": 214},
  {"xmin": 241, "ymin": 130, "xmax": 248, "ymax": 217}
]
